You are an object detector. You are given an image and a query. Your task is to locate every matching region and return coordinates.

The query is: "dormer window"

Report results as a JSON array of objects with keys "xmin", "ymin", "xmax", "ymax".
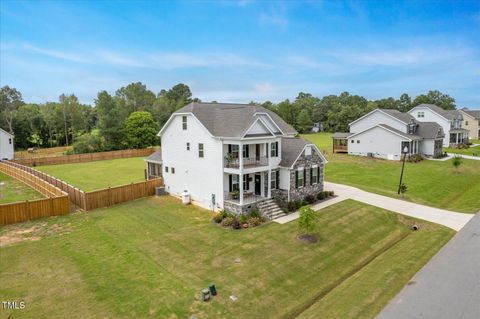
[{"xmin": 417, "ymin": 112, "xmax": 425, "ymax": 118}]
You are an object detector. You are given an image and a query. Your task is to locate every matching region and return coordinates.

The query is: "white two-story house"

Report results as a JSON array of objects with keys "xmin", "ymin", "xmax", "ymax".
[
  {"xmin": 408, "ymin": 104, "xmax": 469, "ymax": 146},
  {"xmin": 333, "ymin": 108, "xmax": 445, "ymax": 160},
  {"xmin": 0, "ymin": 128, "xmax": 14, "ymax": 160},
  {"xmin": 145, "ymin": 102, "xmax": 327, "ymax": 217}
]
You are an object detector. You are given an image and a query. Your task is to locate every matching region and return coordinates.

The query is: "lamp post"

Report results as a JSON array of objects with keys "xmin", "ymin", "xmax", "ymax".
[{"xmin": 397, "ymin": 146, "xmax": 409, "ymax": 195}]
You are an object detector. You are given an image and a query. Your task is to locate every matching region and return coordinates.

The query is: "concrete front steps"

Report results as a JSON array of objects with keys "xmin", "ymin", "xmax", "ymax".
[{"xmin": 257, "ymin": 199, "xmax": 286, "ymax": 220}]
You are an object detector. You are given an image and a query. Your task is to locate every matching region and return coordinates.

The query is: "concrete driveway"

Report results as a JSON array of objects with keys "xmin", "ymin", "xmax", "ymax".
[
  {"xmin": 324, "ymin": 182, "xmax": 473, "ymax": 231},
  {"xmin": 376, "ymin": 213, "xmax": 480, "ymax": 319}
]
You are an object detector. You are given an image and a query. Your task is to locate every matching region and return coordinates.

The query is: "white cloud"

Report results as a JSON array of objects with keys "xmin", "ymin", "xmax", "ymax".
[{"xmin": 21, "ymin": 43, "xmax": 90, "ymax": 63}]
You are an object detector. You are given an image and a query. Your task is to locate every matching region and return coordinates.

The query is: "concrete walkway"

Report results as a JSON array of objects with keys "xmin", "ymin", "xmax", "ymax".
[
  {"xmin": 324, "ymin": 182, "xmax": 473, "ymax": 231},
  {"xmin": 447, "ymin": 153, "xmax": 480, "ymax": 161},
  {"xmin": 376, "ymin": 213, "xmax": 480, "ymax": 319},
  {"xmin": 275, "ymin": 182, "xmax": 473, "ymax": 231}
]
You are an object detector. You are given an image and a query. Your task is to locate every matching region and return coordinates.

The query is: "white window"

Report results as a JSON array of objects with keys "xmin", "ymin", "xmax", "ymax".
[
  {"xmin": 243, "ymin": 145, "xmax": 249, "ymax": 158},
  {"xmin": 232, "ymin": 175, "xmax": 239, "ymax": 191},
  {"xmin": 171, "ymin": 167, "xmax": 175, "ymax": 174},
  {"xmin": 357, "ymin": 140, "xmax": 360, "ymax": 143},
  {"xmin": 465, "ymin": 121, "xmax": 469, "ymax": 126},
  {"xmin": 198, "ymin": 143, "xmax": 204, "ymax": 158},
  {"xmin": 186, "ymin": 142, "xmax": 190, "ymax": 151},
  {"xmin": 296, "ymin": 168, "xmax": 305, "ymax": 188},
  {"xmin": 229, "ymin": 144, "xmax": 239, "ymax": 158},
  {"xmin": 271, "ymin": 171, "xmax": 277, "ymax": 190},
  {"xmin": 311, "ymin": 166, "xmax": 318, "ymax": 184},
  {"xmin": 351, "ymin": 140, "xmax": 354, "ymax": 143},
  {"xmin": 9, "ymin": 138, "xmax": 12, "ymax": 145},
  {"xmin": 182, "ymin": 116, "xmax": 187, "ymax": 130},
  {"xmin": 304, "ymin": 146, "xmax": 312, "ymax": 156},
  {"xmin": 270, "ymin": 142, "xmax": 278, "ymax": 157},
  {"xmin": 165, "ymin": 166, "xmax": 169, "ymax": 173},
  {"xmin": 417, "ymin": 111, "xmax": 425, "ymax": 118}
]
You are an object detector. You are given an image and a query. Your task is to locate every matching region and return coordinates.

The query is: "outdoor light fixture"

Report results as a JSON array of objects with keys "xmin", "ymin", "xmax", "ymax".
[{"xmin": 397, "ymin": 146, "xmax": 409, "ymax": 194}]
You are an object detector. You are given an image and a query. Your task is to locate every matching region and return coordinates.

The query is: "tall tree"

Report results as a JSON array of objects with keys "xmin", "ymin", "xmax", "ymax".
[
  {"xmin": 412, "ymin": 90, "xmax": 456, "ymax": 110},
  {"xmin": 397, "ymin": 93, "xmax": 412, "ymax": 112},
  {"xmin": 296, "ymin": 109, "xmax": 313, "ymax": 133},
  {"xmin": 96, "ymin": 91, "xmax": 124, "ymax": 150},
  {"xmin": 115, "ymin": 82, "xmax": 156, "ymax": 115},
  {"xmin": 0, "ymin": 86, "xmax": 24, "ymax": 133},
  {"xmin": 124, "ymin": 111, "xmax": 159, "ymax": 148}
]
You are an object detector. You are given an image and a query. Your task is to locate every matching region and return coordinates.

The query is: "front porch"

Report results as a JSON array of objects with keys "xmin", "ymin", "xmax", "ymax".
[
  {"xmin": 332, "ymin": 133, "xmax": 350, "ymax": 153},
  {"xmin": 449, "ymin": 130, "xmax": 469, "ymax": 146}
]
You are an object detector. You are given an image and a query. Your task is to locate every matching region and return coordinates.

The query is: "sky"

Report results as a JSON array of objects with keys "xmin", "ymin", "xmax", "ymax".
[{"xmin": 1, "ymin": 0, "xmax": 479, "ymax": 107}]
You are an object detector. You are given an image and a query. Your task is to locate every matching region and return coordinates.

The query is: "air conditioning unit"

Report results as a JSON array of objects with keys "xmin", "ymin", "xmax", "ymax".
[
  {"xmin": 367, "ymin": 152, "xmax": 374, "ymax": 157},
  {"xmin": 155, "ymin": 187, "xmax": 166, "ymax": 196}
]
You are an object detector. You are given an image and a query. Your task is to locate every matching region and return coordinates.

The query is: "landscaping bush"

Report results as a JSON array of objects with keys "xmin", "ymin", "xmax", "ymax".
[
  {"xmin": 239, "ymin": 214, "xmax": 248, "ymax": 223},
  {"xmin": 305, "ymin": 195, "xmax": 316, "ymax": 204},
  {"xmin": 249, "ymin": 209, "xmax": 261, "ymax": 219},
  {"xmin": 72, "ymin": 133, "xmax": 104, "ymax": 154},
  {"xmin": 212, "ymin": 213, "xmax": 224, "ymax": 223},
  {"xmin": 221, "ymin": 216, "xmax": 235, "ymax": 227},
  {"xmin": 406, "ymin": 154, "xmax": 423, "ymax": 163},
  {"xmin": 287, "ymin": 201, "xmax": 297, "ymax": 212},
  {"xmin": 317, "ymin": 192, "xmax": 325, "ymax": 200},
  {"xmin": 232, "ymin": 218, "xmax": 242, "ymax": 229},
  {"xmin": 327, "ymin": 190, "xmax": 334, "ymax": 197},
  {"xmin": 248, "ymin": 217, "xmax": 262, "ymax": 227}
]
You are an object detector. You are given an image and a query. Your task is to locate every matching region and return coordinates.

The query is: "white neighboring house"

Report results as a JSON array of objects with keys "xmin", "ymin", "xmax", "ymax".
[
  {"xmin": 408, "ymin": 104, "xmax": 469, "ymax": 146},
  {"xmin": 0, "ymin": 128, "xmax": 14, "ymax": 160},
  {"xmin": 145, "ymin": 102, "xmax": 328, "ymax": 217},
  {"xmin": 333, "ymin": 108, "xmax": 445, "ymax": 160}
]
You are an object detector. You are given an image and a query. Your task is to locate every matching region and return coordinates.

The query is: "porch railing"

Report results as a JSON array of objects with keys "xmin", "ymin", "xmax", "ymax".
[
  {"xmin": 224, "ymin": 191, "xmax": 264, "ymax": 204},
  {"xmin": 224, "ymin": 156, "xmax": 269, "ymax": 168}
]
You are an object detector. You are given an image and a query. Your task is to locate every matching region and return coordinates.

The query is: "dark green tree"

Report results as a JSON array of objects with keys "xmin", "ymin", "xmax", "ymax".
[
  {"xmin": 96, "ymin": 91, "xmax": 124, "ymax": 150},
  {"xmin": 124, "ymin": 111, "xmax": 159, "ymax": 148},
  {"xmin": 412, "ymin": 90, "xmax": 456, "ymax": 110},
  {"xmin": 296, "ymin": 109, "xmax": 313, "ymax": 133},
  {"xmin": 0, "ymin": 86, "xmax": 24, "ymax": 134}
]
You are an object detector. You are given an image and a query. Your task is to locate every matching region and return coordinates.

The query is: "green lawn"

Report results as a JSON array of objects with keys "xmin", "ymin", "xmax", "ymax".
[
  {"xmin": 303, "ymin": 132, "xmax": 480, "ymax": 213},
  {"xmin": 0, "ymin": 173, "xmax": 44, "ymax": 204},
  {"xmin": 36, "ymin": 157, "xmax": 147, "ymax": 191},
  {"xmin": 0, "ymin": 197, "xmax": 453, "ymax": 319},
  {"xmin": 444, "ymin": 144, "xmax": 480, "ymax": 156}
]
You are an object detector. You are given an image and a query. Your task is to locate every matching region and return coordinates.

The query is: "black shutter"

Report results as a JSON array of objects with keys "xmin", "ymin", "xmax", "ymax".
[
  {"xmin": 245, "ymin": 174, "xmax": 249, "ymax": 190},
  {"xmin": 303, "ymin": 169, "xmax": 306, "ymax": 187},
  {"xmin": 229, "ymin": 175, "xmax": 232, "ymax": 192},
  {"xmin": 266, "ymin": 143, "xmax": 269, "ymax": 158},
  {"xmin": 295, "ymin": 170, "xmax": 298, "ymax": 188},
  {"xmin": 317, "ymin": 167, "xmax": 320, "ymax": 183},
  {"xmin": 275, "ymin": 142, "xmax": 279, "ymax": 157},
  {"xmin": 310, "ymin": 167, "xmax": 313, "ymax": 185},
  {"xmin": 276, "ymin": 170, "xmax": 279, "ymax": 189},
  {"xmin": 245, "ymin": 145, "xmax": 249, "ymax": 158},
  {"xmin": 228, "ymin": 144, "xmax": 232, "ymax": 154}
]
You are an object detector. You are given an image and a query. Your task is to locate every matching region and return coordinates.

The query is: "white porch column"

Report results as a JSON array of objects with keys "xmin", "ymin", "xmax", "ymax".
[
  {"xmin": 267, "ymin": 169, "xmax": 272, "ymax": 198},
  {"xmin": 456, "ymin": 133, "xmax": 459, "ymax": 144},
  {"xmin": 239, "ymin": 141, "xmax": 244, "ymax": 205}
]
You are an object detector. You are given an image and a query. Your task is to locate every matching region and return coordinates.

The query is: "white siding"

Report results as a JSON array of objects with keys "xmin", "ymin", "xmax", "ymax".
[
  {"xmin": 408, "ymin": 107, "xmax": 450, "ymax": 146},
  {"xmin": 0, "ymin": 131, "xmax": 14, "ymax": 160},
  {"xmin": 161, "ymin": 114, "xmax": 224, "ymax": 210},
  {"xmin": 348, "ymin": 126, "xmax": 407, "ymax": 160},
  {"xmin": 350, "ymin": 110, "xmax": 407, "ymax": 133},
  {"xmin": 279, "ymin": 167, "xmax": 290, "ymax": 190},
  {"xmin": 245, "ymin": 120, "xmax": 271, "ymax": 136},
  {"xmin": 419, "ymin": 139, "xmax": 435, "ymax": 156}
]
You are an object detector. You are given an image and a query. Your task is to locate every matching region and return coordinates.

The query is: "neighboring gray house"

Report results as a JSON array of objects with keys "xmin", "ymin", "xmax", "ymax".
[
  {"xmin": 333, "ymin": 109, "xmax": 445, "ymax": 160},
  {"xmin": 459, "ymin": 108, "xmax": 480, "ymax": 139},
  {"xmin": 408, "ymin": 104, "xmax": 469, "ymax": 146},
  {"xmin": 145, "ymin": 102, "xmax": 327, "ymax": 219}
]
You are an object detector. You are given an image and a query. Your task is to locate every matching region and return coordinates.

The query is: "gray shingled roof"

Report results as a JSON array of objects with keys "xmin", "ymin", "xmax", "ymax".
[
  {"xmin": 377, "ymin": 124, "xmax": 423, "ymax": 140},
  {"xmin": 145, "ymin": 150, "xmax": 162, "ymax": 163},
  {"xmin": 279, "ymin": 137, "xmax": 311, "ymax": 167},
  {"xmin": 332, "ymin": 132, "xmax": 352, "ymax": 138},
  {"xmin": 381, "ymin": 109, "xmax": 415, "ymax": 123},
  {"xmin": 464, "ymin": 110, "xmax": 480, "ymax": 119},
  {"xmin": 416, "ymin": 122, "xmax": 445, "ymax": 139},
  {"xmin": 416, "ymin": 104, "xmax": 462, "ymax": 121},
  {"xmin": 172, "ymin": 102, "xmax": 297, "ymax": 138}
]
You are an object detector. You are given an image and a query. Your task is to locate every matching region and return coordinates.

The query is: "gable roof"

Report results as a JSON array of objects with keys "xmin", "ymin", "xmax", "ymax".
[
  {"xmin": 0, "ymin": 128, "xmax": 14, "ymax": 137},
  {"xmin": 279, "ymin": 137, "xmax": 327, "ymax": 168},
  {"xmin": 416, "ymin": 122, "xmax": 445, "ymax": 139},
  {"xmin": 168, "ymin": 102, "xmax": 297, "ymax": 138},
  {"xmin": 349, "ymin": 108, "xmax": 414, "ymax": 127},
  {"xmin": 463, "ymin": 110, "xmax": 480, "ymax": 119},
  {"xmin": 412, "ymin": 104, "xmax": 462, "ymax": 121}
]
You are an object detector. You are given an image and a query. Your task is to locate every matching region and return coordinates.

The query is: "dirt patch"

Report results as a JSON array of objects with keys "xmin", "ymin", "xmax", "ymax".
[
  {"xmin": 298, "ymin": 234, "xmax": 318, "ymax": 244},
  {"xmin": 0, "ymin": 222, "xmax": 74, "ymax": 248}
]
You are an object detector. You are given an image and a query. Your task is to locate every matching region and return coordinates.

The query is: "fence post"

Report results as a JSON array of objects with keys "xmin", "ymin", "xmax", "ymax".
[{"xmin": 108, "ymin": 187, "xmax": 111, "ymax": 206}]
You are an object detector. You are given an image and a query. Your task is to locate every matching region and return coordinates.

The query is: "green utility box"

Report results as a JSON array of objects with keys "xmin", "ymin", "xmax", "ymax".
[{"xmin": 209, "ymin": 283, "xmax": 217, "ymax": 296}]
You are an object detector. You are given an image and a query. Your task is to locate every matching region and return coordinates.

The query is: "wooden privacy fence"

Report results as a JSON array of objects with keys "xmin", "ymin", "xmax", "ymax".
[
  {"xmin": 13, "ymin": 148, "xmax": 156, "ymax": 167},
  {"xmin": 0, "ymin": 163, "xmax": 70, "ymax": 225},
  {"xmin": 3, "ymin": 161, "xmax": 163, "ymax": 211}
]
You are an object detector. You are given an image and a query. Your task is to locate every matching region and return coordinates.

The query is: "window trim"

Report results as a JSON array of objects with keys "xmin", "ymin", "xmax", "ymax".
[
  {"xmin": 198, "ymin": 143, "xmax": 204, "ymax": 158},
  {"xmin": 311, "ymin": 166, "xmax": 319, "ymax": 185},
  {"xmin": 296, "ymin": 167, "xmax": 305, "ymax": 189},
  {"xmin": 182, "ymin": 116, "xmax": 187, "ymax": 130},
  {"xmin": 270, "ymin": 141, "xmax": 278, "ymax": 157},
  {"xmin": 271, "ymin": 170, "xmax": 278, "ymax": 190}
]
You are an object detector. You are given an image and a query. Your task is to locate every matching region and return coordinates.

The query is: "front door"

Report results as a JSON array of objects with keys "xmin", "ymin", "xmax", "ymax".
[{"xmin": 254, "ymin": 174, "xmax": 261, "ymax": 195}]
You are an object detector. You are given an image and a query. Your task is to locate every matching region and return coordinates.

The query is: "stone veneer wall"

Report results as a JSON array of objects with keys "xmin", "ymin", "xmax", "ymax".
[
  {"xmin": 224, "ymin": 200, "xmax": 265, "ymax": 215},
  {"xmin": 288, "ymin": 149, "xmax": 325, "ymax": 201}
]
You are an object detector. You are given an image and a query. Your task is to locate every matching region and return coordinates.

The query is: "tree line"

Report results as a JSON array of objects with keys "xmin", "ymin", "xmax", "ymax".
[{"xmin": 1, "ymin": 83, "xmax": 457, "ymax": 152}]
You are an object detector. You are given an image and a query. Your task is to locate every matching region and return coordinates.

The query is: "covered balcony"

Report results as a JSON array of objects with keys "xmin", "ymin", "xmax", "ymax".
[
  {"xmin": 224, "ymin": 171, "xmax": 271, "ymax": 206},
  {"xmin": 223, "ymin": 143, "xmax": 271, "ymax": 169}
]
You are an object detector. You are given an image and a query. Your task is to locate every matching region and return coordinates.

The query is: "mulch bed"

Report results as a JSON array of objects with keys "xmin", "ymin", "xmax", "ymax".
[{"xmin": 298, "ymin": 234, "xmax": 318, "ymax": 244}]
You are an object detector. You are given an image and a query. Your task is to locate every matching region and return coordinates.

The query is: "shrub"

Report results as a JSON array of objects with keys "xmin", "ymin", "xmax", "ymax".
[
  {"xmin": 328, "ymin": 190, "xmax": 334, "ymax": 197},
  {"xmin": 248, "ymin": 217, "xmax": 262, "ymax": 227},
  {"xmin": 221, "ymin": 216, "xmax": 235, "ymax": 227},
  {"xmin": 305, "ymin": 195, "xmax": 316, "ymax": 204},
  {"xmin": 232, "ymin": 218, "xmax": 242, "ymax": 229},
  {"xmin": 212, "ymin": 213, "xmax": 224, "ymax": 223},
  {"xmin": 406, "ymin": 154, "xmax": 423, "ymax": 163},
  {"xmin": 239, "ymin": 214, "xmax": 248, "ymax": 223},
  {"xmin": 249, "ymin": 209, "xmax": 261, "ymax": 219},
  {"xmin": 287, "ymin": 201, "xmax": 297, "ymax": 212},
  {"xmin": 72, "ymin": 133, "xmax": 104, "ymax": 154},
  {"xmin": 317, "ymin": 192, "xmax": 325, "ymax": 200}
]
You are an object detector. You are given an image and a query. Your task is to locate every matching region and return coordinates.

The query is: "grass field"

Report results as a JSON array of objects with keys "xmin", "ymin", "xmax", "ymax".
[
  {"xmin": 302, "ymin": 133, "xmax": 480, "ymax": 213},
  {"xmin": 0, "ymin": 173, "xmax": 44, "ymax": 204},
  {"xmin": 0, "ymin": 197, "xmax": 453, "ymax": 319},
  {"xmin": 36, "ymin": 157, "xmax": 146, "ymax": 191},
  {"xmin": 444, "ymin": 144, "xmax": 480, "ymax": 156}
]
